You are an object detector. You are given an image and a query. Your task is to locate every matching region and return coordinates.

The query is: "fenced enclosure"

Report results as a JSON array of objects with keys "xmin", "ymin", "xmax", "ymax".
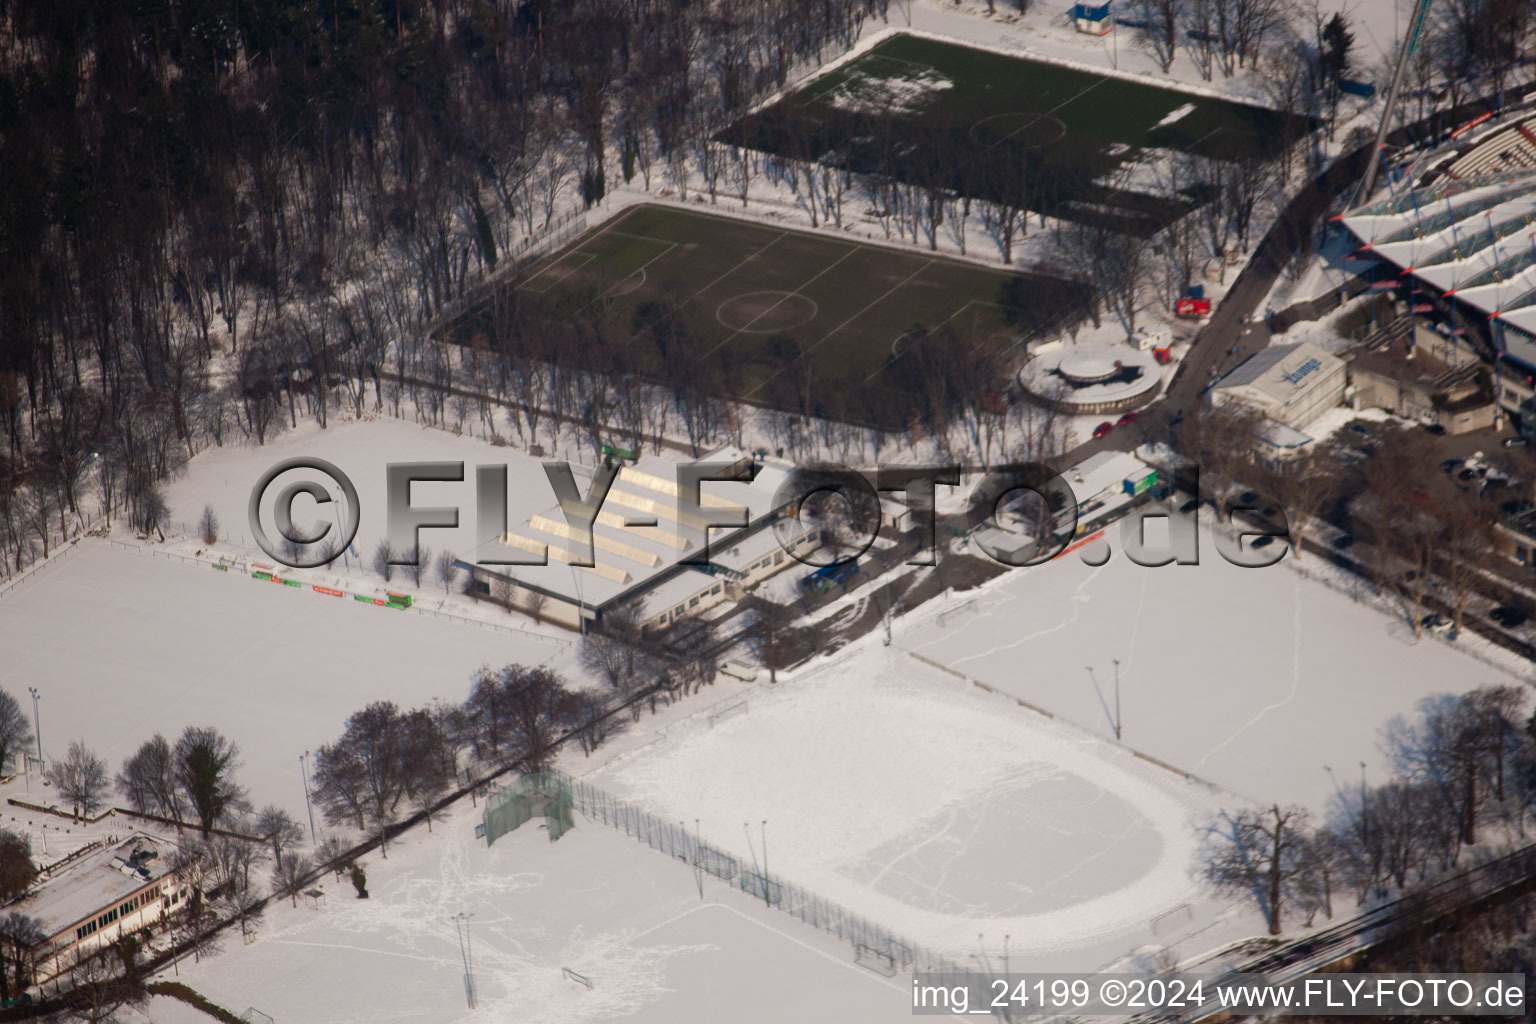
[
  {"xmin": 566, "ymin": 775, "xmax": 965, "ymax": 978},
  {"xmin": 482, "ymin": 773, "xmax": 574, "ymax": 845}
]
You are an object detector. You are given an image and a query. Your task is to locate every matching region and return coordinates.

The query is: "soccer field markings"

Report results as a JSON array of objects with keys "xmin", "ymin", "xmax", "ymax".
[
  {"xmin": 867, "ymin": 299, "xmax": 1014, "ymax": 384},
  {"xmin": 598, "ymin": 234, "xmax": 678, "ymax": 298},
  {"xmin": 517, "ymin": 251, "xmax": 596, "ymax": 293},
  {"xmin": 714, "ymin": 290, "xmax": 821, "ymax": 333},
  {"xmin": 700, "ymin": 244, "xmax": 861, "ymax": 359},
  {"xmin": 744, "ymin": 258, "xmax": 937, "ymax": 400}
]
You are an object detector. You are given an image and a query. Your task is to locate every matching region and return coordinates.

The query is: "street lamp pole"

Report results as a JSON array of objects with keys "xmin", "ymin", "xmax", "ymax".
[
  {"xmin": 27, "ymin": 688, "xmax": 41, "ymax": 762},
  {"xmin": 1112, "ymin": 659, "xmax": 1121, "ymax": 741},
  {"xmin": 453, "ymin": 912, "xmax": 476, "ymax": 1009},
  {"xmin": 300, "ymin": 752, "xmax": 318, "ymax": 843},
  {"xmin": 760, "ymin": 820, "xmax": 770, "ymax": 908}
]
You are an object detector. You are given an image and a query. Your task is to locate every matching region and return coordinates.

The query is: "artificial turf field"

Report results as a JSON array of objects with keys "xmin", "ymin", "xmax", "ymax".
[
  {"xmin": 725, "ymin": 33, "xmax": 1310, "ymax": 232},
  {"xmin": 490, "ymin": 202, "xmax": 1078, "ymax": 424}
]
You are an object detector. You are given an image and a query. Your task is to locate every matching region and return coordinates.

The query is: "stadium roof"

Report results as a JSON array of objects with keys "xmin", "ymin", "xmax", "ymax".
[{"xmin": 1339, "ymin": 169, "xmax": 1536, "ymax": 340}]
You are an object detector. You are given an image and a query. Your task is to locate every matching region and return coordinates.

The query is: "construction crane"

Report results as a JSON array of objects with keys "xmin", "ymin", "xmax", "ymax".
[{"xmin": 1357, "ymin": 0, "xmax": 1437, "ymax": 204}]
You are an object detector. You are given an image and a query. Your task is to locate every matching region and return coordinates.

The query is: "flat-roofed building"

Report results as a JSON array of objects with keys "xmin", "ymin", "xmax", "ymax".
[
  {"xmin": 1209, "ymin": 342, "xmax": 1347, "ymax": 430},
  {"xmin": 14, "ymin": 833, "xmax": 196, "ymax": 983},
  {"xmin": 458, "ymin": 447, "xmax": 820, "ymax": 632}
]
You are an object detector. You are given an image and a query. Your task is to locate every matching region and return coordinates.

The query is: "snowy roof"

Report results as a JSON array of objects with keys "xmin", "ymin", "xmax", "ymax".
[
  {"xmin": 18, "ymin": 833, "xmax": 182, "ymax": 942},
  {"xmin": 1340, "ymin": 168, "xmax": 1536, "ymax": 339},
  {"xmin": 1062, "ymin": 451, "xmax": 1147, "ymax": 508},
  {"xmin": 1212, "ymin": 342, "xmax": 1341, "ymax": 403},
  {"xmin": 1257, "ymin": 419, "xmax": 1313, "ymax": 450},
  {"xmin": 462, "ymin": 447, "xmax": 795, "ymax": 610}
]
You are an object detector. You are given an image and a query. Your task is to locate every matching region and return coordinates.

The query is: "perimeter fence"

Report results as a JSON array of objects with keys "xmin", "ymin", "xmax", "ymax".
[{"xmin": 564, "ymin": 773, "xmax": 968, "ymax": 978}]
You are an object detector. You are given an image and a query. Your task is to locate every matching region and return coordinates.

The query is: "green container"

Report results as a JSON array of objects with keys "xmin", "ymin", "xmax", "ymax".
[
  {"xmin": 283, "ymin": 579, "xmax": 302, "ymax": 587},
  {"xmin": 354, "ymin": 594, "xmax": 375, "ymax": 603},
  {"xmin": 212, "ymin": 563, "xmax": 229, "ymax": 572},
  {"xmin": 252, "ymin": 572, "xmax": 272, "ymax": 581}
]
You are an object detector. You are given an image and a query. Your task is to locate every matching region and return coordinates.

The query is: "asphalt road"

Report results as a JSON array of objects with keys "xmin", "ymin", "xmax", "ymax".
[{"xmin": 1062, "ymin": 90, "xmax": 1526, "ymax": 466}]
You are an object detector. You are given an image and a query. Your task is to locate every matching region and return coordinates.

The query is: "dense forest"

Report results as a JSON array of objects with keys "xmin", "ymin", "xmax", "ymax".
[{"xmin": 0, "ymin": 0, "xmax": 884, "ymax": 563}]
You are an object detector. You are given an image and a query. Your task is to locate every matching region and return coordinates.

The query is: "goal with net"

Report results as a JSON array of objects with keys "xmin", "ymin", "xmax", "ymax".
[
  {"xmin": 482, "ymin": 773, "xmax": 574, "ymax": 845},
  {"xmin": 934, "ymin": 599, "xmax": 977, "ymax": 628}
]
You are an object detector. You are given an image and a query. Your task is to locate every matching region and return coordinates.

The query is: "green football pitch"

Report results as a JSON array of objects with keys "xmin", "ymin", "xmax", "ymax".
[
  {"xmin": 724, "ymin": 33, "xmax": 1311, "ymax": 234},
  {"xmin": 457, "ymin": 203, "xmax": 1081, "ymax": 428}
]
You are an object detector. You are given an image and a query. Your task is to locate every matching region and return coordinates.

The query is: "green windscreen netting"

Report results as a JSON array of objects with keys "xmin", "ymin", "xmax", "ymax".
[{"xmin": 482, "ymin": 772, "xmax": 574, "ymax": 845}]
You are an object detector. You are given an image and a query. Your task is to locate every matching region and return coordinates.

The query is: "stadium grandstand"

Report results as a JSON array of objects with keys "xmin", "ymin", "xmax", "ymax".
[
  {"xmin": 455, "ymin": 447, "xmax": 822, "ymax": 633},
  {"xmin": 1339, "ymin": 111, "xmax": 1536, "ymax": 420}
]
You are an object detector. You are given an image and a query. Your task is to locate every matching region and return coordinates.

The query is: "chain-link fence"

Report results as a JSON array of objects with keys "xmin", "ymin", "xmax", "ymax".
[
  {"xmin": 566, "ymin": 775, "xmax": 966, "ymax": 977},
  {"xmin": 483, "ymin": 773, "xmax": 574, "ymax": 845}
]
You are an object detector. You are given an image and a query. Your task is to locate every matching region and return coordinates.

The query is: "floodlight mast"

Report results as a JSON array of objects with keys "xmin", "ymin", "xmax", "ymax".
[{"xmin": 1357, "ymin": 0, "xmax": 1436, "ymax": 206}]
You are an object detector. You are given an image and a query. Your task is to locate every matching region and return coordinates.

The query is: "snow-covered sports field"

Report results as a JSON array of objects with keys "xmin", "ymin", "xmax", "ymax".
[
  {"xmin": 588, "ymin": 647, "xmax": 1222, "ymax": 965},
  {"xmin": 149, "ymin": 802, "xmax": 909, "ymax": 1024},
  {"xmin": 899, "ymin": 521, "xmax": 1520, "ymax": 811},
  {"xmin": 0, "ymin": 542, "xmax": 567, "ymax": 814}
]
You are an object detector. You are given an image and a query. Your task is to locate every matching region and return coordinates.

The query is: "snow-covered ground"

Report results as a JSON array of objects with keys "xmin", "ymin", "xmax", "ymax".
[
  {"xmin": 0, "ymin": 541, "xmax": 569, "ymax": 816},
  {"xmin": 139, "ymin": 802, "xmax": 911, "ymax": 1024},
  {"xmin": 898, "ymin": 517, "xmax": 1526, "ymax": 811},
  {"xmin": 161, "ymin": 413, "xmax": 596, "ymax": 583},
  {"xmin": 585, "ymin": 644, "xmax": 1225, "ymax": 966}
]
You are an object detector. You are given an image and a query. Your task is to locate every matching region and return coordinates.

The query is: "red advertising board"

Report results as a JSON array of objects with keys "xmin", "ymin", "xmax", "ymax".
[{"xmin": 1175, "ymin": 298, "xmax": 1211, "ymax": 318}]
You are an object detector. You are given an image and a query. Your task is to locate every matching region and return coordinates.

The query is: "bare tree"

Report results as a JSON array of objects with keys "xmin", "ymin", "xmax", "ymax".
[
  {"xmin": 0, "ymin": 913, "xmax": 43, "ymax": 1004},
  {"xmin": 411, "ymin": 544, "xmax": 431, "ymax": 587},
  {"xmin": 1274, "ymin": 447, "xmax": 1339, "ymax": 559},
  {"xmin": 0, "ymin": 689, "xmax": 32, "ymax": 778},
  {"xmin": 174, "ymin": 727, "xmax": 247, "ymax": 838},
  {"xmin": 436, "ymin": 550, "xmax": 461, "ymax": 592},
  {"xmin": 273, "ymin": 851, "xmax": 315, "ymax": 907},
  {"xmin": 373, "ymin": 540, "xmax": 396, "ymax": 582},
  {"xmin": 198, "ymin": 503, "xmax": 219, "ymax": 546},
  {"xmin": 1141, "ymin": 0, "xmax": 1185, "ymax": 71},
  {"xmin": 46, "ymin": 741, "xmax": 110, "ymax": 819},
  {"xmin": 255, "ymin": 805, "xmax": 304, "ymax": 861},
  {"xmin": 1204, "ymin": 804, "xmax": 1310, "ymax": 934},
  {"xmin": 115, "ymin": 735, "xmax": 182, "ymax": 827}
]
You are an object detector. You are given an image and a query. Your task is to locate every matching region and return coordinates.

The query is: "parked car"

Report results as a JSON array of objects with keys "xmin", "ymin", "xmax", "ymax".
[
  {"xmin": 718, "ymin": 659, "xmax": 760, "ymax": 682},
  {"xmin": 1092, "ymin": 421, "xmax": 1114, "ymax": 439},
  {"xmin": 1504, "ymin": 436, "xmax": 1528, "ymax": 447},
  {"xmin": 1250, "ymin": 535, "xmax": 1276, "ymax": 548},
  {"xmin": 1424, "ymin": 423, "xmax": 1446, "ymax": 435},
  {"xmin": 1116, "ymin": 411, "xmax": 1140, "ymax": 426},
  {"xmin": 1490, "ymin": 606, "xmax": 1530, "ymax": 629},
  {"xmin": 1420, "ymin": 613, "xmax": 1453, "ymax": 634},
  {"xmin": 1347, "ymin": 423, "xmax": 1372, "ymax": 438},
  {"xmin": 1331, "ymin": 534, "xmax": 1356, "ymax": 550}
]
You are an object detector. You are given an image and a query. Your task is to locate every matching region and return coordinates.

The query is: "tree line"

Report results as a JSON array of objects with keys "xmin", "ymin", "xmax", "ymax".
[{"xmin": 1205, "ymin": 685, "xmax": 1536, "ymax": 935}]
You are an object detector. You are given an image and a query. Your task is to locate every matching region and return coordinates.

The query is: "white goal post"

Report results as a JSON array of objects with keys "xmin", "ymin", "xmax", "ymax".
[
  {"xmin": 855, "ymin": 942, "xmax": 898, "ymax": 977},
  {"xmin": 934, "ymin": 599, "xmax": 977, "ymax": 628}
]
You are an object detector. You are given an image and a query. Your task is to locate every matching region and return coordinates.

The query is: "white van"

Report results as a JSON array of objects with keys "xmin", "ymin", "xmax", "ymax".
[{"xmin": 718, "ymin": 659, "xmax": 760, "ymax": 682}]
